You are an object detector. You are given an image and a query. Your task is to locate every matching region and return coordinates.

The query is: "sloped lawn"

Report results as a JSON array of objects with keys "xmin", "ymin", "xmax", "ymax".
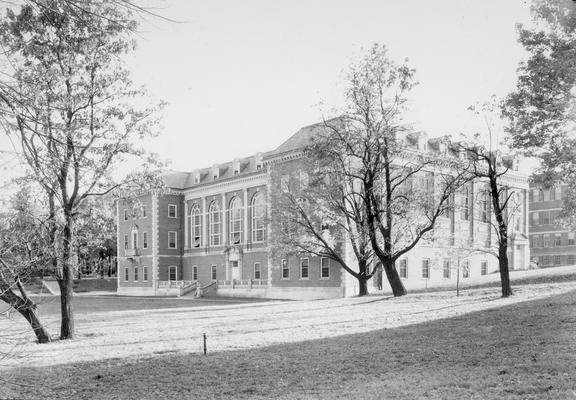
[{"xmin": 2, "ymin": 288, "xmax": 576, "ymax": 399}]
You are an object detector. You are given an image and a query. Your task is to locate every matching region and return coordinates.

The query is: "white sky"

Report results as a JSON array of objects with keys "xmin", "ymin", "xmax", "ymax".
[
  {"xmin": 0, "ymin": 0, "xmax": 533, "ymax": 184},
  {"xmin": 126, "ymin": 0, "xmax": 533, "ymax": 172}
]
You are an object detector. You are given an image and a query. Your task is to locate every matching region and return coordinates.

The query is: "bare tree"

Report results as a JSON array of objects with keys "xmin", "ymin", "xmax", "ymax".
[
  {"xmin": 0, "ymin": 186, "xmax": 51, "ymax": 343},
  {"xmin": 272, "ymin": 133, "xmax": 375, "ymax": 296},
  {"xmin": 454, "ymin": 140, "xmax": 519, "ymax": 298},
  {"xmin": 0, "ymin": 0, "xmax": 163, "ymax": 339}
]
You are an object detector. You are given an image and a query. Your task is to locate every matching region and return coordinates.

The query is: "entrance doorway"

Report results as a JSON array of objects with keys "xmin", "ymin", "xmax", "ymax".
[{"xmin": 231, "ymin": 260, "xmax": 241, "ymax": 281}]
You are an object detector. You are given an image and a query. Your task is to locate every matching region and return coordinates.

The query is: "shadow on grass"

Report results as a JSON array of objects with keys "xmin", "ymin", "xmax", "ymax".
[{"xmin": 4, "ymin": 289, "xmax": 576, "ymax": 400}]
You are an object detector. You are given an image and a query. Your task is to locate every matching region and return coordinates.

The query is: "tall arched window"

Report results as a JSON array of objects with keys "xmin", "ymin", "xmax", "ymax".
[
  {"xmin": 251, "ymin": 193, "xmax": 266, "ymax": 243},
  {"xmin": 229, "ymin": 197, "xmax": 242, "ymax": 244},
  {"xmin": 208, "ymin": 201, "xmax": 221, "ymax": 246},
  {"xmin": 190, "ymin": 204, "xmax": 201, "ymax": 248}
]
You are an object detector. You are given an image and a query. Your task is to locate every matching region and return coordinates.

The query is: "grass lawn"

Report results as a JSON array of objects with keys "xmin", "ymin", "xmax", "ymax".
[
  {"xmin": 29, "ymin": 294, "xmax": 272, "ymax": 316},
  {"xmin": 2, "ymin": 285, "xmax": 576, "ymax": 399}
]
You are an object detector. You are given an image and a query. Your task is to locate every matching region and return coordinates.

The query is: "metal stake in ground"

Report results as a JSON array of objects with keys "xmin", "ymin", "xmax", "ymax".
[{"xmin": 203, "ymin": 333, "xmax": 207, "ymax": 355}]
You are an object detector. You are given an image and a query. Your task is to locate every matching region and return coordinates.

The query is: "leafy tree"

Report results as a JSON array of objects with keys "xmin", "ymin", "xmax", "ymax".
[
  {"xmin": 0, "ymin": 0, "xmax": 163, "ymax": 340},
  {"xmin": 325, "ymin": 45, "xmax": 467, "ymax": 297},
  {"xmin": 275, "ymin": 45, "xmax": 468, "ymax": 297},
  {"xmin": 75, "ymin": 196, "xmax": 117, "ymax": 277},
  {"xmin": 503, "ymin": 0, "xmax": 576, "ymax": 222}
]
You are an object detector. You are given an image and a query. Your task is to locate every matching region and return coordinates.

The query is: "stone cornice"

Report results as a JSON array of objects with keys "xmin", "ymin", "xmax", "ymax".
[{"xmin": 183, "ymin": 173, "xmax": 268, "ymax": 199}]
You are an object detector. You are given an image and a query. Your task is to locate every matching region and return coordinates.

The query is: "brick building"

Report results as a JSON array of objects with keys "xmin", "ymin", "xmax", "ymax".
[
  {"xmin": 529, "ymin": 184, "xmax": 576, "ymax": 267},
  {"xmin": 116, "ymin": 122, "xmax": 530, "ymax": 299}
]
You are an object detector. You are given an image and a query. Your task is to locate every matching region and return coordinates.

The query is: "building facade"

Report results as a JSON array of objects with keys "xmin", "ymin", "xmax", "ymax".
[
  {"xmin": 529, "ymin": 184, "xmax": 576, "ymax": 267},
  {"xmin": 116, "ymin": 122, "xmax": 530, "ymax": 299}
]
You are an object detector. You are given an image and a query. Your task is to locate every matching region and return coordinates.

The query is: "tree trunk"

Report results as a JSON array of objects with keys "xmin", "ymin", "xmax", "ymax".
[
  {"xmin": 0, "ymin": 288, "xmax": 51, "ymax": 344},
  {"xmin": 382, "ymin": 259, "xmax": 406, "ymax": 297},
  {"xmin": 59, "ymin": 216, "xmax": 75, "ymax": 340},
  {"xmin": 358, "ymin": 276, "xmax": 368, "ymax": 296},
  {"xmin": 499, "ymin": 244, "xmax": 513, "ymax": 298},
  {"xmin": 357, "ymin": 260, "xmax": 369, "ymax": 296},
  {"xmin": 456, "ymin": 257, "xmax": 460, "ymax": 297}
]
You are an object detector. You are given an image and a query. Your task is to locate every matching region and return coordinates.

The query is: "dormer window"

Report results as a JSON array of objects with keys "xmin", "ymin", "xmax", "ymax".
[
  {"xmin": 212, "ymin": 165, "xmax": 220, "ymax": 180},
  {"xmin": 194, "ymin": 172, "xmax": 200, "ymax": 184},
  {"xmin": 255, "ymin": 153, "xmax": 263, "ymax": 170},
  {"xmin": 233, "ymin": 159, "xmax": 240, "ymax": 175}
]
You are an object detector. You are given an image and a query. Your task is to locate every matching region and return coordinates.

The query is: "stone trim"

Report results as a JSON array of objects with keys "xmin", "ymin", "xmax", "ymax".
[
  {"xmin": 116, "ymin": 200, "xmax": 121, "ymax": 289},
  {"xmin": 152, "ymin": 194, "xmax": 159, "ymax": 293},
  {"xmin": 182, "ymin": 173, "xmax": 267, "ymax": 197}
]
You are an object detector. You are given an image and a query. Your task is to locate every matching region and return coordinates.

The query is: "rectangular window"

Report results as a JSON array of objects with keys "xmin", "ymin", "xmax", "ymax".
[
  {"xmin": 568, "ymin": 254, "xmax": 575, "ymax": 264},
  {"xmin": 568, "ymin": 232, "xmax": 575, "ymax": 246},
  {"xmin": 443, "ymin": 259, "xmax": 451, "ymax": 279},
  {"xmin": 481, "ymin": 261, "xmax": 487, "ymax": 276},
  {"xmin": 543, "ymin": 234, "xmax": 550, "ymax": 247},
  {"xmin": 480, "ymin": 190, "xmax": 488, "ymax": 223},
  {"xmin": 142, "ymin": 206, "xmax": 147, "ymax": 218},
  {"xmin": 211, "ymin": 265, "xmax": 217, "ymax": 281},
  {"xmin": 529, "ymin": 190, "xmax": 534, "ymax": 203},
  {"xmin": 530, "ymin": 212, "xmax": 539, "ymax": 226},
  {"xmin": 169, "ymin": 266, "xmax": 177, "ymax": 281},
  {"xmin": 462, "ymin": 261, "xmax": 470, "ymax": 278},
  {"xmin": 143, "ymin": 232, "xmax": 148, "ymax": 249},
  {"xmin": 134, "ymin": 267, "xmax": 139, "ymax": 281},
  {"xmin": 554, "ymin": 255, "xmax": 561, "ymax": 265},
  {"xmin": 300, "ymin": 258, "xmax": 309, "ymax": 279},
  {"xmin": 544, "ymin": 190, "xmax": 550, "ymax": 201},
  {"xmin": 543, "ymin": 255, "xmax": 551, "ymax": 266},
  {"xmin": 254, "ymin": 263, "xmax": 261, "ymax": 280},
  {"xmin": 281, "ymin": 175, "xmax": 289, "ymax": 192},
  {"xmin": 550, "ymin": 188, "xmax": 556, "ymax": 201},
  {"xmin": 124, "ymin": 234, "xmax": 129, "ymax": 250},
  {"xmin": 556, "ymin": 186, "xmax": 563, "ymax": 200},
  {"xmin": 320, "ymin": 257, "xmax": 330, "ymax": 279},
  {"xmin": 193, "ymin": 265, "xmax": 198, "ymax": 281},
  {"xmin": 299, "ymin": 171, "xmax": 309, "ymax": 189},
  {"xmin": 421, "ymin": 259, "xmax": 430, "ymax": 279},
  {"xmin": 124, "ymin": 267, "xmax": 129, "ymax": 281},
  {"xmin": 282, "ymin": 259, "xmax": 289, "ymax": 279},
  {"xmin": 460, "ymin": 187, "xmax": 469, "ymax": 221},
  {"xmin": 132, "ymin": 232, "xmax": 138, "ymax": 249},
  {"xmin": 398, "ymin": 259, "xmax": 408, "ymax": 278},
  {"xmin": 535, "ymin": 235, "xmax": 542, "ymax": 248},
  {"xmin": 168, "ymin": 204, "xmax": 177, "ymax": 218},
  {"xmin": 555, "ymin": 234, "xmax": 562, "ymax": 247},
  {"xmin": 123, "ymin": 209, "xmax": 128, "ymax": 221},
  {"xmin": 168, "ymin": 231, "xmax": 177, "ymax": 249},
  {"xmin": 143, "ymin": 266, "xmax": 148, "ymax": 281},
  {"xmin": 538, "ymin": 189, "xmax": 544, "ymax": 202}
]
